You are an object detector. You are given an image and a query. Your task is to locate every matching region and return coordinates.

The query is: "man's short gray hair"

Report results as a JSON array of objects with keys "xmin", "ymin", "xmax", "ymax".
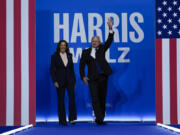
[{"xmin": 91, "ymin": 36, "xmax": 101, "ymax": 43}]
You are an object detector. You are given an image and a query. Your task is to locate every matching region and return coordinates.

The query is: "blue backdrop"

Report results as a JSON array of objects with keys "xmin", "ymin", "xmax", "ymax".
[{"xmin": 36, "ymin": 0, "xmax": 155, "ymax": 121}]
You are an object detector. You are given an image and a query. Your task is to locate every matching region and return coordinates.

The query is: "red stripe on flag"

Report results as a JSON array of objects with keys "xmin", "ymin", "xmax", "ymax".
[
  {"xmin": 156, "ymin": 39, "xmax": 163, "ymax": 123},
  {"xmin": 169, "ymin": 39, "xmax": 178, "ymax": 124},
  {"xmin": 29, "ymin": 0, "xmax": 36, "ymax": 125},
  {"xmin": 0, "ymin": 0, "xmax": 7, "ymax": 126},
  {"xmin": 14, "ymin": 0, "xmax": 21, "ymax": 126}
]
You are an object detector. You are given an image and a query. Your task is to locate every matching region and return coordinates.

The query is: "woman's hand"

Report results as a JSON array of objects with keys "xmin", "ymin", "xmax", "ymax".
[
  {"xmin": 83, "ymin": 77, "xmax": 89, "ymax": 85},
  {"xmin": 54, "ymin": 82, "xmax": 59, "ymax": 88},
  {"xmin": 74, "ymin": 83, "xmax": 76, "ymax": 88}
]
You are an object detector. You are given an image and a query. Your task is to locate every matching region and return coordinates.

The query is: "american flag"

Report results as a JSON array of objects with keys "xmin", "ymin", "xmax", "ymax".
[
  {"xmin": 156, "ymin": 0, "xmax": 180, "ymax": 124},
  {"xmin": 0, "ymin": 0, "xmax": 36, "ymax": 126}
]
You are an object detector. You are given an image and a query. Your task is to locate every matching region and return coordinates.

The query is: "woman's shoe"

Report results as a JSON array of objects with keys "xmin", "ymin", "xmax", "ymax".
[
  {"xmin": 69, "ymin": 120, "xmax": 76, "ymax": 125},
  {"xmin": 59, "ymin": 121, "xmax": 68, "ymax": 126}
]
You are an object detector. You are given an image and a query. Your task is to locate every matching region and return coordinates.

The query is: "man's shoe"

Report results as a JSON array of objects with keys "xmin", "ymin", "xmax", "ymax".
[
  {"xmin": 95, "ymin": 119, "xmax": 106, "ymax": 125},
  {"xmin": 95, "ymin": 119, "xmax": 101, "ymax": 125},
  {"xmin": 100, "ymin": 121, "xmax": 107, "ymax": 125}
]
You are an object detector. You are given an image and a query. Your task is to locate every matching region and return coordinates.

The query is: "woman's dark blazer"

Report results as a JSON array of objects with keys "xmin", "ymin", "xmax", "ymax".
[{"xmin": 50, "ymin": 52, "xmax": 76, "ymax": 87}]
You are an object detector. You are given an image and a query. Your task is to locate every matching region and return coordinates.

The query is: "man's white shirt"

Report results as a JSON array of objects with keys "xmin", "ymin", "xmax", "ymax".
[{"xmin": 90, "ymin": 47, "xmax": 96, "ymax": 59}]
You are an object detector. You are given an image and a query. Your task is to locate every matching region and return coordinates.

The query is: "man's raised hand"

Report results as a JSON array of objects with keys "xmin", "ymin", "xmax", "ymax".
[{"xmin": 107, "ymin": 17, "xmax": 113, "ymax": 30}]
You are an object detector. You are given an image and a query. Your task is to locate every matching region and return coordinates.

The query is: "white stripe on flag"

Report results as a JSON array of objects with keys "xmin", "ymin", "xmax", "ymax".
[
  {"xmin": 177, "ymin": 39, "xmax": 180, "ymax": 124},
  {"xmin": 162, "ymin": 39, "xmax": 170, "ymax": 124},
  {"xmin": 6, "ymin": 0, "xmax": 14, "ymax": 126},
  {"xmin": 21, "ymin": 0, "xmax": 29, "ymax": 125}
]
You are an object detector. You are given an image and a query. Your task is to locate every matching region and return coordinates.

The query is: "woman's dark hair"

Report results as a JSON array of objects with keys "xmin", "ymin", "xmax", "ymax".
[{"xmin": 56, "ymin": 40, "xmax": 69, "ymax": 53}]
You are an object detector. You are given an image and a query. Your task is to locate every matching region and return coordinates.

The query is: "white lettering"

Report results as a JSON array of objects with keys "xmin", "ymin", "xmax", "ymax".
[
  {"xmin": 69, "ymin": 48, "xmax": 82, "ymax": 63},
  {"xmin": 88, "ymin": 13, "xmax": 103, "ymax": 42},
  {"xmin": 71, "ymin": 13, "xmax": 87, "ymax": 43},
  {"xmin": 118, "ymin": 47, "xmax": 130, "ymax": 63},
  {"xmin": 54, "ymin": 13, "xmax": 69, "ymax": 43},
  {"xmin": 129, "ymin": 12, "xmax": 144, "ymax": 43}
]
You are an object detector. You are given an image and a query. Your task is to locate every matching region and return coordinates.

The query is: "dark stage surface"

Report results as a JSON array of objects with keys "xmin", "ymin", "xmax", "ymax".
[{"xmin": 7, "ymin": 122, "xmax": 180, "ymax": 135}]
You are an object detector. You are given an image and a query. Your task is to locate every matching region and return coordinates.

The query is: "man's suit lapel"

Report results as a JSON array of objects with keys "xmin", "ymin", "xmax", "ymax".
[
  {"xmin": 88, "ymin": 47, "xmax": 92, "ymax": 55},
  {"xmin": 88, "ymin": 46, "xmax": 102, "ymax": 59},
  {"xmin": 88, "ymin": 47, "xmax": 95, "ymax": 60}
]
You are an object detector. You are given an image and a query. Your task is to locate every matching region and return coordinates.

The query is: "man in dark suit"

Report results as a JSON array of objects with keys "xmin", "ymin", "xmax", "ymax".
[{"xmin": 79, "ymin": 18, "xmax": 114, "ymax": 125}]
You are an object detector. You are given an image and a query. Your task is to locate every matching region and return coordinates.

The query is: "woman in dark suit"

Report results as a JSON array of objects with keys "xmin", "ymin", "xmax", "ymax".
[{"xmin": 50, "ymin": 40, "xmax": 77, "ymax": 126}]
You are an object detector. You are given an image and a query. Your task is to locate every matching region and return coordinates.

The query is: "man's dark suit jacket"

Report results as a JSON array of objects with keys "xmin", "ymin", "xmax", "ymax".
[
  {"xmin": 79, "ymin": 32, "xmax": 114, "ymax": 80},
  {"xmin": 50, "ymin": 52, "xmax": 76, "ymax": 86}
]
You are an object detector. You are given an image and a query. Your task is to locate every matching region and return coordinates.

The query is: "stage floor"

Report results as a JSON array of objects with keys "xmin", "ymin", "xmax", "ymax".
[{"xmin": 4, "ymin": 122, "xmax": 177, "ymax": 135}]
